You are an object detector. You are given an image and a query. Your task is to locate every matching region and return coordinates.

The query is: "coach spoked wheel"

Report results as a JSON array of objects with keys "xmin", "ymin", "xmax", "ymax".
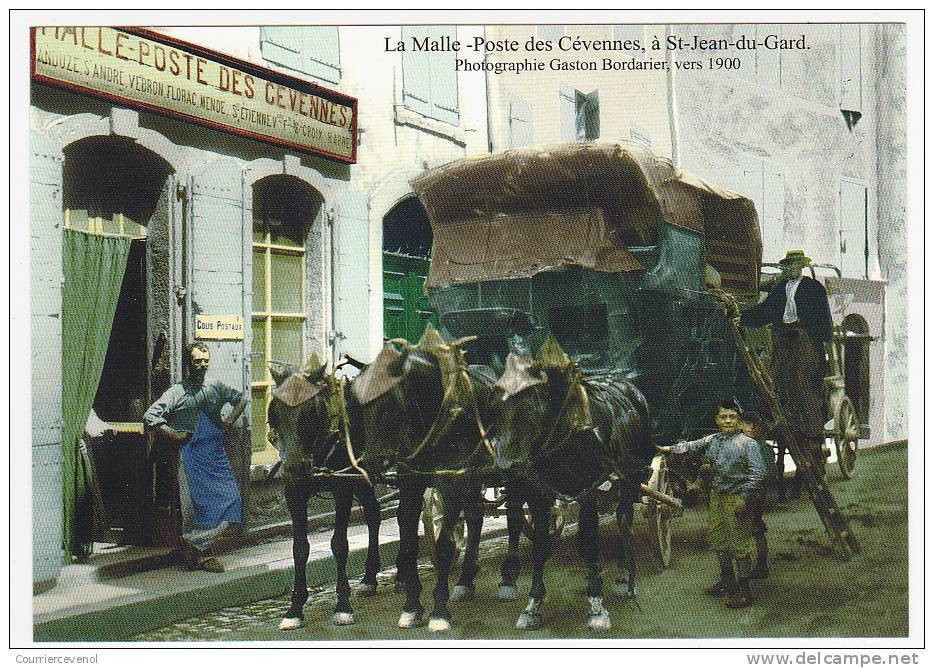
[
  {"xmin": 520, "ymin": 500, "xmax": 567, "ymax": 543},
  {"xmin": 834, "ymin": 395, "xmax": 860, "ymax": 479},
  {"xmin": 644, "ymin": 455, "xmax": 673, "ymax": 568},
  {"xmin": 421, "ymin": 487, "xmax": 465, "ymax": 568}
]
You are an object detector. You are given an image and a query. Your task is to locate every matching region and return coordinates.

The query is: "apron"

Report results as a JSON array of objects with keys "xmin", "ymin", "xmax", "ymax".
[{"xmin": 181, "ymin": 412, "xmax": 242, "ymax": 529}]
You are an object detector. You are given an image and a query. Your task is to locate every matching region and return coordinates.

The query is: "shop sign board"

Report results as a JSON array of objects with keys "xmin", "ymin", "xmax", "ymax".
[
  {"xmin": 195, "ymin": 315, "xmax": 244, "ymax": 341},
  {"xmin": 31, "ymin": 26, "xmax": 357, "ymax": 163}
]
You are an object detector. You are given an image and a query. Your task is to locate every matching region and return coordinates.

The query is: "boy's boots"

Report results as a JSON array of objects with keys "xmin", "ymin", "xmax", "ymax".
[
  {"xmin": 751, "ymin": 536, "xmax": 769, "ymax": 579},
  {"xmin": 704, "ymin": 552, "xmax": 736, "ymax": 597},
  {"xmin": 727, "ymin": 557, "xmax": 754, "ymax": 608}
]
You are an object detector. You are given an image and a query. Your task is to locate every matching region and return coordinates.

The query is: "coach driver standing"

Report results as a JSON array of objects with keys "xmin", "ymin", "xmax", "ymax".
[{"xmin": 724, "ymin": 249, "xmax": 834, "ymax": 482}]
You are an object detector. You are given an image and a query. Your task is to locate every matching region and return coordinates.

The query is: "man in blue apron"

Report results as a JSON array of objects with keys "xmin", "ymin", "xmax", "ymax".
[{"xmin": 144, "ymin": 343, "xmax": 248, "ymax": 572}]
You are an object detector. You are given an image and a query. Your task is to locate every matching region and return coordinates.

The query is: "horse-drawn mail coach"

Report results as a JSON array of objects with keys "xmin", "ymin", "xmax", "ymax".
[{"xmin": 409, "ymin": 141, "xmax": 871, "ymax": 563}]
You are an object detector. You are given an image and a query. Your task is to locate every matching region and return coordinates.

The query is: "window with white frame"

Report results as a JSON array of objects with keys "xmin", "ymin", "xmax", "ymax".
[
  {"xmin": 260, "ymin": 26, "xmax": 341, "ymax": 83},
  {"xmin": 401, "ymin": 26, "xmax": 459, "ymax": 125}
]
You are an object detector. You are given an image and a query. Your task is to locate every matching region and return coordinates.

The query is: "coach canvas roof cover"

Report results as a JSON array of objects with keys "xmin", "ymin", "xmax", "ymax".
[{"xmin": 411, "ymin": 141, "xmax": 762, "ymax": 293}]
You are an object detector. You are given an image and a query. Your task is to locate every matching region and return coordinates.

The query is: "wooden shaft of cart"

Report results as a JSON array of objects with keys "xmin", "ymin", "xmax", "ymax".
[
  {"xmin": 723, "ymin": 310, "xmax": 859, "ymax": 560},
  {"xmin": 640, "ymin": 483, "xmax": 683, "ymax": 511}
]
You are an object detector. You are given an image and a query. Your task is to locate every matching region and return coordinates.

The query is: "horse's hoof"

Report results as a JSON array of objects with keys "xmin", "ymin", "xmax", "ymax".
[
  {"xmin": 332, "ymin": 611, "xmax": 355, "ymax": 626},
  {"xmin": 497, "ymin": 585, "xmax": 519, "ymax": 601},
  {"xmin": 450, "ymin": 585, "xmax": 474, "ymax": 602},
  {"xmin": 278, "ymin": 616, "xmax": 304, "ymax": 631},
  {"xmin": 516, "ymin": 611, "xmax": 543, "ymax": 630},
  {"xmin": 428, "ymin": 617, "xmax": 452, "ymax": 632},
  {"xmin": 614, "ymin": 579, "xmax": 637, "ymax": 598},
  {"xmin": 588, "ymin": 611, "xmax": 612, "ymax": 631},
  {"xmin": 398, "ymin": 610, "xmax": 426, "ymax": 629},
  {"xmin": 356, "ymin": 583, "xmax": 378, "ymax": 597},
  {"xmin": 588, "ymin": 597, "xmax": 612, "ymax": 631}
]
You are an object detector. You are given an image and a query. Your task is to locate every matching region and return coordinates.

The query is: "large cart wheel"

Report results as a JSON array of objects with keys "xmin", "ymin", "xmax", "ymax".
[
  {"xmin": 520, "ymin": 500, "xmax": 567, "ymax": 542},
  {"xmin": 834, "ymin": 396, "xmax": 860, "ymax": 479},
  {"xmin": 421, "ymin": 487, "xmax": 465, "ymax": 567},
  {"xmin": 643, "ymin": 455, "xmax": 673, "ymax": 568}
]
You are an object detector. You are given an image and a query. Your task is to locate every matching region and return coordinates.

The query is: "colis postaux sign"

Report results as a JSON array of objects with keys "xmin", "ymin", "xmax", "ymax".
[{"xmin": 31, "ymin": 26, "xmax": 357, "ymax": 163}]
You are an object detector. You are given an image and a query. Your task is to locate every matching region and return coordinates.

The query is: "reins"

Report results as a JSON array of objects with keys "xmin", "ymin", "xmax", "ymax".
[
  {"xmin": 531, "ymin": 364, "xmax": 588, "ymax": 468},
  {"xmin": 286, "ymin": 374, "xmax": 372, "ymax": 485},
  {"xmin": 395, "ymin": 343, "xmax": 494, "ymax": 478}
]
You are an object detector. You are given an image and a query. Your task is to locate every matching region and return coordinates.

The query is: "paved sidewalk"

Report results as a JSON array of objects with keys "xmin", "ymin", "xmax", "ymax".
[{"xmin": 33, "ymin": 513, "xmax": 509, "ymax": 642}]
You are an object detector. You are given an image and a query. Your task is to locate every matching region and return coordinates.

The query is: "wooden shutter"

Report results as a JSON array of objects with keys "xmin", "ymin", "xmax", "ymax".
[
  {"xmin": 761, "ymin": 165, "xmax": 786, "ymax": 263},
  {"xmin": 303, "ymin": 26, "xmax": 341, "ymax": 83},
  {"xmin": 839, "ymin": 179, "xmax": 868, "ymax": 277},
  {"xmin": 583, "ymin": 89, "xmax": 600, "ymax": 140},
  {"xmin": 429, "ymin": 27, "xmax": 459, "ymax": 125},
  {"xmin": 509, "ymin": 97, "xmax": 533, "ymax": 148},
  {"xmin": 729, "ymin": 24, "xmax": 757, "ymax": 80},
  {"xmin": 190, "ymin": 160, "xmax": 246, "ymax": 390},
  {"xmin": 31, "ymin": 129, "xmax": 65, "ymax": 581},
  {"xmin": 402, "ymin": 26, "xmax": 432, "ymax": 117},
  {"xmin": 332, "ymin": 191, "xmax": 371, "ymax": 362},
  {"xmin": 260, "ymin": 26, "xmax": 303, "ymax": 71},
  {"xmin": 840, "ymin": 25, "xmax": 862, "ymax": 112},
  {"xmin": 559, "ymin": 85, "xmax": 577, "ymax": 141},
  {"xmin": 756, "ymin": 27, "xmax": 781, "ymax": 89}
]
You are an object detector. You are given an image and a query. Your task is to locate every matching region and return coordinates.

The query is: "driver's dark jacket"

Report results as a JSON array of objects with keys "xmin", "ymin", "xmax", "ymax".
[
  {"xmin": 670, "ymin": 432, "xmax": 767, "ymax": 500},
  {"xmin": 740, "ymin": 276, "xmax": 834, "ymax": 344}
]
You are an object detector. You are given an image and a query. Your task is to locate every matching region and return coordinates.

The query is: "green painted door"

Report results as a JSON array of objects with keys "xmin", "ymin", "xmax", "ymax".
[{"xmin": 383, "ymin": 252, "xmax": 437, "ymax": 343}]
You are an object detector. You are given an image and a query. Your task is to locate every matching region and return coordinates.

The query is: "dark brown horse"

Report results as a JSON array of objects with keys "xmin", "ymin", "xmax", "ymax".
[
  {"xmin": 267, "ymin": 357, "xmax": 384, "ymax": 630},
  {"xmin": 488, "ymin": 339, "xmax": 655, "ymax": 631},
  {"xmin": 352, "ymin": 329, "xmax": 497, "ymax": 632}
]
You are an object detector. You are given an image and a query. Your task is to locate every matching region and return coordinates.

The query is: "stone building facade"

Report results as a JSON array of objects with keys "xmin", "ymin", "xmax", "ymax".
[
  {"xmin": 30, "ymin": 24, "xmax": 488, "ymax": 589},
  {"xmin": 669, "ymin": 23, "xmax": 906, "ymax": 442}
]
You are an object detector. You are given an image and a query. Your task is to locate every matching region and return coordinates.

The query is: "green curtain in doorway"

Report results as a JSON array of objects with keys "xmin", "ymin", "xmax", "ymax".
[{"xmin": 61, "ymin": 229, "xmax": 132, "ymax": 560}]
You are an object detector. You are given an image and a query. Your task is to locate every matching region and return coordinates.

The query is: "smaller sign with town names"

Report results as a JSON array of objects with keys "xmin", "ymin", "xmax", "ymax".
[
  {"xmin": 195, "ymin": 315, "xmax": 244, "ymax": 341},
  {"xmin": 31, "ymin": 27, "xmax": 357, "ymax": 163}
]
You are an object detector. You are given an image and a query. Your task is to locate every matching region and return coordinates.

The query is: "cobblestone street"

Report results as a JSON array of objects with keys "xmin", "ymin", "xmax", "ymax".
[{"xmin": 130, "ymin": 445, "xmax": 908, "ymax": 642}]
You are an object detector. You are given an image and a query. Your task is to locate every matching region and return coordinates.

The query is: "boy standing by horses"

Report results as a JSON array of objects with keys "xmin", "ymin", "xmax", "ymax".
[{"xmin": 657, "ymin": 400, "xmax": 768, "ymax": 608}]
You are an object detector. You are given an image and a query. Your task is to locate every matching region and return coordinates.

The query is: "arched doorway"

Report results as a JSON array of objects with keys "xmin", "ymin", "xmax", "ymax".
[
  {"xmin": 250, "ymin": 175, "xmax": 324, "ymax": 465},
  {"xmin": 382, "ymin": 196, "xmax": 436, "ymax": 342},
  {"xmin": 62, "ymin": 135, "xmax": 174, "ymax": 550}
]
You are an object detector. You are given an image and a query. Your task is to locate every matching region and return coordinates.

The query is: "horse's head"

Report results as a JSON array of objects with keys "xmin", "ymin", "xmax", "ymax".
[
  {"xmin": 351, "ymin": 326, "xmax": 483, "ymax": 474},
  {"xmin": 489, "ymin": 338, "xmax": 590, "ymax": 479},
  {"xmin": 267, "ymin": 355, "xmax": 340, "ymax": 477},
  {"xmin": 349, "ymin": 343, "xmax": 414, "ymax": 473}
]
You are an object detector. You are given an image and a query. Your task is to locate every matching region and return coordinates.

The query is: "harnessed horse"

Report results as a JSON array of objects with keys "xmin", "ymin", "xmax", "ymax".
[
  {"xmin": 352, "ymin": 326, "xmax": 498, "ymax": 632},
  {"xmin": 267, "ymin": 356, "xmax": 383, "ymax": 630},
  {"xmin": 489, "ymin": 337, "xmax": 655, "ymax": 631}
]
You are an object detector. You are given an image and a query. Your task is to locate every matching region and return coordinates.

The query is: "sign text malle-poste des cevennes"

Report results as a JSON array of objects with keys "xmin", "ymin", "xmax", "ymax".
[
  {"xmin": 31, "ymin": 27, "xmax": 356, "ymax": 163},
  {"xmin": 195, "ymin": 315, "xmax": 244, "ymax": 341}
]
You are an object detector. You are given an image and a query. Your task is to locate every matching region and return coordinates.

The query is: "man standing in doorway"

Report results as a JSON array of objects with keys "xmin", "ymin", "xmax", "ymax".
[
  {"xmin": 144, "ymin": 343, "xmax": 248, "ymax": 572},
  {"xmin": 727, "ymin": 249, "xmax": 834, "ymax": 490}
]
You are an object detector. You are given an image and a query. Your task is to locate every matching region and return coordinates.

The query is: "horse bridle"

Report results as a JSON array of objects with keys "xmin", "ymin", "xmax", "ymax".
[
  {"xmin": 395, "ymin": 347, "xmax": 495, "ymax": 477},
  {"xmin": 277, "ymin": 374, "xmax": 371, "ymax": 485}
]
